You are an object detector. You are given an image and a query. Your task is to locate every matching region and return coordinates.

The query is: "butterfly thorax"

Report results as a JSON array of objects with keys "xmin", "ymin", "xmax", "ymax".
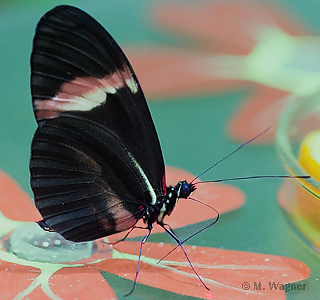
[{"xmin": 143, "ymin": 180, "xmax": 196, "ymax": 227}]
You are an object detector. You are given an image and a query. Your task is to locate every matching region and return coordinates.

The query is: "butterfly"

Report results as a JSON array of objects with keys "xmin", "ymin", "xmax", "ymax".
[
  {"xmin": 30, "ymin": 5, "xmax": 310, "ymax": 295},
  {"xmin": 30, "ymin": 4, "xmax": 216, "ymax": 294}
]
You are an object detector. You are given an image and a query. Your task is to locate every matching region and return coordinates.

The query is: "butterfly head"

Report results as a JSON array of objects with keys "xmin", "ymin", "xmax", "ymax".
[
  {"xmin": 177, "ymin": 180, "xmax": 196, "ymax": 199},
  {"xmin": 156, "ymin": 180, "xmax": 196, "ymax": 223}
]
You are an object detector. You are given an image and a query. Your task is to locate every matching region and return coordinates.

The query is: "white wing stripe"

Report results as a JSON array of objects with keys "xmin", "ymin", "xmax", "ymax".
[{"xmin": 127, "ymin": 152, "xmax": 157, "ymax": 205}]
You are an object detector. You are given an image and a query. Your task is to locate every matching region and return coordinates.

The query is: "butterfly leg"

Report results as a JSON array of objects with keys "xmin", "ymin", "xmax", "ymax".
[
  {"xmin": 125, "ymin": 224, "xmax": 153, "ymax": 296},
  {"xmin": 159, "ymin": 223, "xmax": 210, "ymax": 291}
]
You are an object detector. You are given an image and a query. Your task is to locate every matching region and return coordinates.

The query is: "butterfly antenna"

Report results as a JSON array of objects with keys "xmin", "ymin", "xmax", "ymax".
[
  {"xmin": 191, "ymin": 127, "xmax": 271, "ymax": 183},
  {"xmin": 125, "ymin": 228, "xmax": 152, "ymax": 297},
  {"xmin": 158, "ymin": 198, "xmax": 219, "ymax": 263},
  {"xmin": 194, "ymin": 174, "xmax": 310, "ymax": 185},
  {"xmin": 160, "ymin": 223, "xmax": 210, "ymax": 290}
]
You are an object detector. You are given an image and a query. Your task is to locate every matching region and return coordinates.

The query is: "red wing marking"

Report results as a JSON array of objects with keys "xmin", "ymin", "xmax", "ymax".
[
  {"xmin": 34, "ymin": 66, "xmax": 138, "ymax": 120},
  {"xmin": 162, "ymin": 173, "xmax": 167, "ymax": 195}
]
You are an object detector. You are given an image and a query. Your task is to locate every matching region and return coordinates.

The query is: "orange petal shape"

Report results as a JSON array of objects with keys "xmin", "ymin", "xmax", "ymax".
[
  {"xmin": 0, "ymin": 262, "xmax": 41, "ymax": 300},
  {"xmin": 0, "ymin": 258, "xmax": 116, "ymax": 300},
  {"xmin": 49, "ymin": 267, "xmax": 117, "ymax": 300},
  {"xmin": 127, "ymin": 46, "xmax": 244, "ymax": 99},
  {"xmin": 0, "ymin": 170, "xmax": 41, "ymax": 222},
  {"xmin": 153, "ymin": 1, "xmax": 307, "ymax": 55},
  {"xmin": 101, "ymin": 241, "xmax": 310, "ymax": 299},
  {"xmin": 228, "ymin": 86, "xmax": 290, "ymax": 143},
  {"xmin": 0, "ymin": 239, "xmax": 115, "ymax": 300}
]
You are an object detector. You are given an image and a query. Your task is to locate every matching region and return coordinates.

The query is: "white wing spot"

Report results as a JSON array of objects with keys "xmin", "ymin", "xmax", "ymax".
[{"xmin": 125, "ymin": 78, "xmax": 138, "ymax": 94}]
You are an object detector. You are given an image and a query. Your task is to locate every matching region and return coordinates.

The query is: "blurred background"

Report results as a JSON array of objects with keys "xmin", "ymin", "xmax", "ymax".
[{"xmin": 1, "ymin": 0, "xmax": 320, "ymax": 299}]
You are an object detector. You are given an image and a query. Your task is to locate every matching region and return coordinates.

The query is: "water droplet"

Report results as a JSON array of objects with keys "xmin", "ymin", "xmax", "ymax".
[
  {"xmin": 54, "ymin": 239, "xmax": 62, "ymax": 246},
  {"xmin": 42, "ymin": 241, "xmax": 50, "ymax": 248}
]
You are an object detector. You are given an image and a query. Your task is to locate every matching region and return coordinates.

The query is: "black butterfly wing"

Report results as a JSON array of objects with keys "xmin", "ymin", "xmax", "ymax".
[
  {"xmin": 30, "ymin": 5, "xmax": 165, "ymax": 241},
  {"xmin": 31, "ymin": 116, "xmax": 156, "ymax": 242}
]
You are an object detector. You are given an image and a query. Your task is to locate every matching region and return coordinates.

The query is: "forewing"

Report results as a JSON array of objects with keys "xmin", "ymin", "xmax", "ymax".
[
  {"xmin": 30, "ymin": 5, "xmax": 165, "ymax": 195},
  {"xmin": 30, "ymin": 115, "xmax": 154, "ymax": 242}
]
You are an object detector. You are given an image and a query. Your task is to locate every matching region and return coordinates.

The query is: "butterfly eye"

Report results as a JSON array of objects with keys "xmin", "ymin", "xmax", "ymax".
[{"xmin": 178, "ymin": 181, "xmax": 195, "ymax": 199}]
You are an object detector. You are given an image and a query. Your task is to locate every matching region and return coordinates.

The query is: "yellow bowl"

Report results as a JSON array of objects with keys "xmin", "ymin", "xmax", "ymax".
[{"xmin": 276, "ymin": 93, "xmax": 320, "ymax": 252}]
